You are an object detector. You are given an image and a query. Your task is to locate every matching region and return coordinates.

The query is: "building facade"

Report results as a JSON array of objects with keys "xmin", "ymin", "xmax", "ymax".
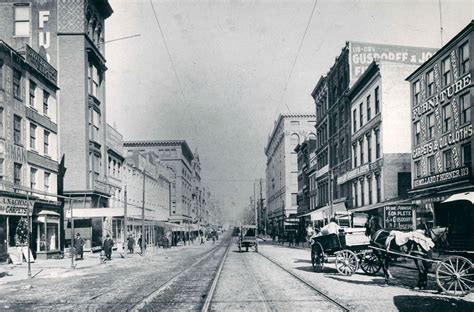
[
  {"xmin": 264, "ymin": 113, "xmax": 316, "ymax": 238},
  {"xmin": 0, "ymin": 41, "xmax": 60, "ymax": 260},
  {"xmin": 407, "ymin": 21, "xmax": 473, "ymax": 249},
  {"xmin": 340, "ymin": 61, "xmax": 419, "ymax": 229}
]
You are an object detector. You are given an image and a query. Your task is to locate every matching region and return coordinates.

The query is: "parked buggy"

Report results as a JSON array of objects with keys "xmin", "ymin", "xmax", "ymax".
[
  {"xmin": 238, "ymin": 225, "xmax": 258, "ymax": 252},
  {"xmin": 311, "ymin": 228, "xmax": 381, "ymax": 276}
]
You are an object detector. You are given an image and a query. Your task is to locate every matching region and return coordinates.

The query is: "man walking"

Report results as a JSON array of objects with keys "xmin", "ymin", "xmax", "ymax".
[
  {"xmin": 74, "ymin": 233, "xmax": 85, "ymax": 260},
  {"xmin": 102, "ymin": 234, "xmax": 114, "ymax": 261}
]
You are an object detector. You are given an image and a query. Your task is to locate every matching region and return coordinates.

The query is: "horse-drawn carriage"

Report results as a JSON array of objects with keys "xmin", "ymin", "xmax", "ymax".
[
  {"xmin": 311, "ymin": 228, "xmax": 381, "ymax": 276},
  {"xmin": 238, "ymin": 225, "xmax": 258, "ymax": 252}
]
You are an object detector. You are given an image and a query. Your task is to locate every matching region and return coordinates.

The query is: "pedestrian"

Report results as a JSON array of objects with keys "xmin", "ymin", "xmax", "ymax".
[
  {"xmin": 138, "ymin": 234, "xmax": 146, "ymax": 254},
  {"xmin": 74, "ymin": 233, "xmax": 85, "ymax": 260},
  {"xmin": 127, "ymin": 234, "xmax": 135, "ymax": 254},
  {"xmin": 102, "ymin": 234, "xmax": 114, "ymax": 261}
]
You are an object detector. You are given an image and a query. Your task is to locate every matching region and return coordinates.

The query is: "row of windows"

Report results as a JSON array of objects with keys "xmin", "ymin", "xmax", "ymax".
[
  {"xmin": 29, "ymin": 79, "xmax": 50, "ymax": 117},
  {"xmin": 352, "ymin": 129, "xmax": 381, "ymax": 167},
  {"xmin": 353, "ymin": 86, "xmax": 380, "ymax": 133},
  {"xmin": 108, "ymin": 157, "xmax": 122, "ymax": 178},
  {"xmin": 353, "ymin": 173, "xmax": 381, "ymax": 208},
  {"xmin": 413, "ymin": 42, "xmax": 469, "ymax": 105},
  {"xmin": 11, "ymin": 162, "xmax": 51, "ymax": 193},
  {"xmin": 414, "ymin": 93, "xmax": 470, "ymax": 146},
  {"xmin": 414, "ymin": 143, "xmax": 471, "ymax": 178}
]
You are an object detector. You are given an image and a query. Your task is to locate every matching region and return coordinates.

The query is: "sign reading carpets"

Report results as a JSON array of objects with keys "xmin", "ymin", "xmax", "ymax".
[
  {"xmin": 384, "ymin": 206, "xmax": 413, "ymax": 230},
  {"xmin": 0, "ymin": 197, "xmax": 35, "ymax": 216},
  {"xmin": 413, "ymin": 166, "xmax": 470, "ymax": 189}
]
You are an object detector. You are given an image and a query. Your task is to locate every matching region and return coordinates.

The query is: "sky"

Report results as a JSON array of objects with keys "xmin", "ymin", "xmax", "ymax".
[{"xmin": 105, "ymin": 0, "xmax": 473, "ymax": 221}]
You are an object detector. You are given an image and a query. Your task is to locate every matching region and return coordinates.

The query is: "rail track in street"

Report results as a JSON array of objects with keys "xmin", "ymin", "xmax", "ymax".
[{"xmin": 130, "ymin": 236, "xmax": 232, "ymax": 311}]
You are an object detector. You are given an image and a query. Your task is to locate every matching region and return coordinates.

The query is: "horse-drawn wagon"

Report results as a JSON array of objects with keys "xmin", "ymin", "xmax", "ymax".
[
  {"xmin": 238, "ymin": 225, "xmax": 258, "ymax": 252},
  {"xmin": 311, "ymin": 228, "xmax": 381, "ymax": 276}
]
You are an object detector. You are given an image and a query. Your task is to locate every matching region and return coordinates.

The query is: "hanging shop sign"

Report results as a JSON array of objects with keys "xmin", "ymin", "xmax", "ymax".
[
  {"xmin": 413, "ymin": 166, "xmax": 470, "ymax": 189},
  {"xmin": 384, "ymin": 205, "xmax": 413, "ymax": 231},
  {"xmin": 25, "ymin": 45, "xmax": 57, "ymax": 84},
  {"xmin": 0, "ymin": 197, "xmax": 35, "ymax": 216}
]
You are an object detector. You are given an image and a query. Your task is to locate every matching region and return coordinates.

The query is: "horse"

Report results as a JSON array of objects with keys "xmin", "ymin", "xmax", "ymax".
[{"xmin": 365, "ymin": 217, "xmax": 435, "ymax": 289}]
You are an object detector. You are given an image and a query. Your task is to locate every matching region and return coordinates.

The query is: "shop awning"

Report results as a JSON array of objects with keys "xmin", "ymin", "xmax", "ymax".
[{"xmin": 442, "ymin": 192, "xmax": 474, "ymax": 204}]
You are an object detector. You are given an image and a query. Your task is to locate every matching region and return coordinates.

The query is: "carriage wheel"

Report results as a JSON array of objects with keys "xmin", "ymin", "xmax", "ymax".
[
  {"xmin": 335, "ymin": 250, "xmax": 359, "ymax": 276},
  {"xmin": 360, "ymin": 251, "xmax": 382, "ymax": 275},
  {"xmin": 436, "ymin": 256, "xmax": 474, "ymax": 296},
  {"xmin": 311, "ymin": 242, "xmax": 324, "ymax": 272}
]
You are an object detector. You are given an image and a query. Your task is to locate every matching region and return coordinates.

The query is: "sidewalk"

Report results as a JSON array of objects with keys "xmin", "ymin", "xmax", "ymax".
[{"xmin": 0, "ymin": 242, "xmax": 201, "ymax": 285}]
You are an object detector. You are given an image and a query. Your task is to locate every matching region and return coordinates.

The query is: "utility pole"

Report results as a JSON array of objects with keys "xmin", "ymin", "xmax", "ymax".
[
  {"xmin": 124, "ymin": 186, "xmax": 128, "ymax": 244},
  {"xmin": 142, "ymin": 169, "xmax": 146, "ymax": 255},
  {"xmin": 70, "ymin": 198, "xmax": 74, "ymax": 268},
  {"xmin": 260, "ymin": 179, "xmax": 265, "ymax": 235}
]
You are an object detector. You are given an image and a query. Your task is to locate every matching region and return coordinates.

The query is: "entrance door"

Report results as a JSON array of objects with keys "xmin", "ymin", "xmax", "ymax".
[{"xmin": 0, "ymin": 217, "xmax": 6, "ymax": 261}]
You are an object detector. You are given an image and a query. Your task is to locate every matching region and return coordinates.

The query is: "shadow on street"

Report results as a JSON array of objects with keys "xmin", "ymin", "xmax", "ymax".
[{"xmin": 393, "ymin": 295, "xmax": 474, "ymax": 312}]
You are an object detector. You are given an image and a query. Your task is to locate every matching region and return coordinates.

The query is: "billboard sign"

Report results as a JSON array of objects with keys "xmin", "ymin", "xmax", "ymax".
[{"xmin": 349, "ymin": 42, "xmax": 438, "ymax": 85}]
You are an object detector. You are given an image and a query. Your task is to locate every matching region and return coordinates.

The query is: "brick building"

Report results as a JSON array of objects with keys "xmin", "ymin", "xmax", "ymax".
[{"xmin": 407, "ymin": 21, "xmax": 473, "ymax": 249}]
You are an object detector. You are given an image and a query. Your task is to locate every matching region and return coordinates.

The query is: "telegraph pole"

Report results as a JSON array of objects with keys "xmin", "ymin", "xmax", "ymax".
[
  {"xmin": 142, "ymin": 169, "xmax": 146, "ymax": 255},
  {"xmin": 124, "ymin": 186, "xmax": 128, "ymax": 246}
]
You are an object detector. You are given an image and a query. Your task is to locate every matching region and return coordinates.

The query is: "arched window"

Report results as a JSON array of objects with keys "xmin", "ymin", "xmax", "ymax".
[{"xmin": 290, "ymin": 133, "xmax": 300, "ymax": 148}]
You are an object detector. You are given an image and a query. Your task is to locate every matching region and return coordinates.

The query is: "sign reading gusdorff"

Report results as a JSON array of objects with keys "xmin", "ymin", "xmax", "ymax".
[{"xmin": 0, "ymin": 197, "xmax": 35, "ymax": 216}]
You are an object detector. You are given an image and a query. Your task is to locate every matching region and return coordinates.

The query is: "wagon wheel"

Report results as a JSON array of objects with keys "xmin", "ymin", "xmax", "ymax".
[
  {"xmin": 335, "ymin": 250, "xmax": 359, "ymax": 276},
  {"xmin": 311, "ymin": 242, "xmax": 324, "ymax": 272},
  {"xmin": 436, "ymin": 256, "xmax": 474, "ymax": 296},
  {"xmin": 360, "ymin": 251, "xmax": 382, "ymax": 275}
]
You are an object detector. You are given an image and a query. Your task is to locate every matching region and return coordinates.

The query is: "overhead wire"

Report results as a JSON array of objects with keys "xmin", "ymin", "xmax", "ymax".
[{"xmin": 273, "ymin": 0, "xmax": 318, "ymax": 120}]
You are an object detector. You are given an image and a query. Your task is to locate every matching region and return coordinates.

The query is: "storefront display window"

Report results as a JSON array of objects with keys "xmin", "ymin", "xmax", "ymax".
[{"xmin": 34, "ymin": 211, "xmax": 60, "ymax": 253}]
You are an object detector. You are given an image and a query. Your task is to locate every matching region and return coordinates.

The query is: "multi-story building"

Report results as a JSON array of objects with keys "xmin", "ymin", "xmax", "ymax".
[
  {"xmin": 309, "ymin": 42, "xmax": 438, "ymax": 225},
  {"xmin": 339, "ymin": 61, "xmax": 419, "ymax": 229},
  {"xmin": 264, "ymin": 113, "xmax": 316, "ymax": 238},
  {"xmin": 124, "ymin": 140, "xmax": 195, "ymax": 228},
  {"xmin": 407, "ymin": 21, "xmax": 473, "ymax": 249},
  {"xmin": 0, "ymin": 0, "xmax": 114, "ymax": 250},
  {"xmin": 0, "ymin": 41, "xmax": 60, "ymax": 260},
  {"xmin": 122, "ymin": 150, "xmax": 172, "ymax": 246}
]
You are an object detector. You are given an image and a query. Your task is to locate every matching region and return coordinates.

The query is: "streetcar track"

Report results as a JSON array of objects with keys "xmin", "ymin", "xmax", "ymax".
[
  {"xmin": 130, "ymin": 238, "xmax": 232, "ymax": 311},
  {"xmin": 240, "ymin": 253, "xmax": 273, "ymax": 312},
  {"xmin": 257, "ymin": 251, "xmax": 351, "ymax": 311}
]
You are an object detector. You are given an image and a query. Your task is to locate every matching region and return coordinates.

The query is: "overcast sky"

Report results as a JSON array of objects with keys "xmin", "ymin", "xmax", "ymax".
[{"xmin": 106, "ymin": 0, "xmax": 472, "ymax": 220}]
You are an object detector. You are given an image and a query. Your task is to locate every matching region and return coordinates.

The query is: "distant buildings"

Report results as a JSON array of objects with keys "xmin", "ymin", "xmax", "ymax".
[{"xmin": 264, "ymin": 113, "xmax": 316, "ymax": 238}]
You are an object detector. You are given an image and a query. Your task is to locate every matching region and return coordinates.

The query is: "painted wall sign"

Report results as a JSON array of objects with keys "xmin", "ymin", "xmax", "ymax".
[
  {"xmin": 413, "ymin": 166, "xmax": 470, "ymax": 189},
  {"xmin": 349, "ymin": 42, "xmax": 437, "ymax": 85},
  {"xmin": 384, "ymin": 205, "xmax": 413, "ymax": 230},
  {"xmin": 0, "ymin": 197, "xmax": 35, "ymax": 216},
  {"xmin": 0, "ymin": 141, "xmax": 27, "ymax": 164}
]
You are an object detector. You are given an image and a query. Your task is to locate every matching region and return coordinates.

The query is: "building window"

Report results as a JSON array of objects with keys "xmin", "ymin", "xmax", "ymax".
[
  {"xmin": 30, "ymin": 123, "xmax": 36, "ymax": 150},
  {"xmin": 29, "ymin": 80, "xmax": 36, "ymax": 107},
  {"xmin": 427, "ymin": 113, "xmax": 435, "ymax": 139},
  {"xmin": 0, "ymin": 107, "xmax": 4, "ymax": 137},
  {"xmin": 43, "ymin": 91, "xmax": 49, "ymax": 116},
  {"xmin": 367, "ymin": 176, "xmax": 373, "ymax": 205},
  {"xmin": 375, "ymin": 174, "xmax": 381, "ymax": 203},
  {"xmin": 460, "ymin": 93, "xmax": 470, "ymax": 125},
  {"xmin": 414, "ymin": 121, "xmax": 421, "ymax": 145},
  {"xmin": 13, "ymin": 70, "xmax": 21, "ymax": 99},
  {"xmin": 460, "ymin": 42, "xmax": 469, "ymax": 75},
  {"xmin": 90, "ymin": 109, "xmax": 100, "ymax": 141},
  {"xmin": 414, "ymin": 160, "xmax": 421, "ymax": 178},
  {"xmin": 442, "ymin": 57, "xmax": 451, "ymax": 86},
  {"xmin": 44, "ymin": 131, "xmax": 49, "ymax": 156},
  {"xmin": 426, "ymin": 70, "xmax": 434, "ymax": 97},
  {"xmin": 375, "ymin": 130, "xmax": 380, "ymax": 159},
  {"xmin": 14, "ymin": 115, "xmax": 21, "ymax": 145},
  {"xmin": 44, "ymin": 172, "xmax": 50, "ymax": 193},
  {"xmin": 375, "ymin": 86, "xmax": 380, "ymax": 114},
  {"xmin": 443, "ymin": 150, "xmax": 453, "ymax": 171},
  {"xmin": 353, "ymin": 144, "xmax": 358, "ymax": 167},
  {"xmin": 353, "ymin": 109, "xmax": 357, "ymax": 132},
  {"xmin": 14, "ymin": 5, "xmax": 30, "ymax": 37},
  {"xmin": 88, "ymin": 65, "xmax": 100, "ymax": 97},
  {"xmin": 14, "ymin": 163, "xmax": 22, "ymax": 186},
  {"xmin": 367, "ymin": 134, "xmax": 372, "ymax": 163},
  {"xmin": 359, "ymin": 102, "xmax": 363, "ymax": 127},
  {"xmin": 353, "ymin": 182, "xmax": 358, "ymax": 207},
  {"xmin": 30, "ymin": 167, "xmax": 37, "ymax": 190},
  {"xmin": 360, "ymin": 179, "xmax": 365, "ymax": 207},
  {"xmin": 462, "ymin": 143, "xmax": 472, "ymax": 169},
  {"xmin": 413, "ymin": 80, "xmax": 420, "ymax": 106},
  {"xmin": 428, "ymin": 155, "xmax": 435, "ymax": 175},
  {"xmin": 359, "ymin": 139, "xmax": 364, "ymax": 165},
  {"xmin": 442, "ymin": 104, "xmax": 452, "ymax": 133},
  {"xmin": 367, "ymin": 95, "xmax": 371, "ymax": 121}
]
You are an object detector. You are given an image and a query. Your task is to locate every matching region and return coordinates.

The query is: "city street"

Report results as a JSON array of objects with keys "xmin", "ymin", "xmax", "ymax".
[{"xmin": 1, "ymin": 234, "xmax": 474, "ymax": 311}]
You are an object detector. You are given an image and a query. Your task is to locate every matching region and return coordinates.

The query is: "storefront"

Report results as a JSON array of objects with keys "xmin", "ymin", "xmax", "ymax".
[
  {"xmin": 350, "ymin": 199, "xmax": 415, "ymax": 230},
  {"xmin": 33, "ymin": 209, "xmax": 61, "ymax": 259}
]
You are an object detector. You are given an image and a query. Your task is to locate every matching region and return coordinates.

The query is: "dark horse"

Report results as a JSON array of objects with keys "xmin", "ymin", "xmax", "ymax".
[{"xmin": 365, "ymin": 216, "xmax": 438, "ymax": 289}]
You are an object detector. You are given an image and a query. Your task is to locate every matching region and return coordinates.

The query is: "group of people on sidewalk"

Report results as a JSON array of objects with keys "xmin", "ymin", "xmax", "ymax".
[{"xmin": 74, "ymin": 233, "xmax": 115, "ymax": 261}]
